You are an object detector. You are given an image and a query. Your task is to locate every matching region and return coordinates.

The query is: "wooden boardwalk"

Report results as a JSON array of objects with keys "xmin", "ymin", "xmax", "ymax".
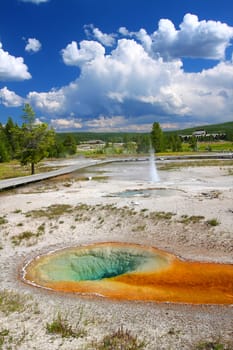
[
  {"xmin": 0, "ymin": 153, "xmax": 232, "ymax": 191},
  {"xmin": 0, "ymin": 160, "xmax": 102, "ymax": 191}
]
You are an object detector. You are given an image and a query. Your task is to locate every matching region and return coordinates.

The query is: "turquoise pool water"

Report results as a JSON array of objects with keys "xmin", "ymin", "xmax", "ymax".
[{"xmin": 29, "ymin": 244, "xmax": 170, "ymax": 282}]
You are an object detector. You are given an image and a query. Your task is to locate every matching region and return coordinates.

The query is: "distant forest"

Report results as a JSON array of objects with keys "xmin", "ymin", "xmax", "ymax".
[
  {"xmin": 1, "ymin": 117, "xmax": 232, "ymax": 165},
  {"xmin": 167, "ymin": 121, "xmax": 233, "ymax": 138},
  {"xmin": 57, "ymin": 121, "xmax": 233, "ymax": 143}
]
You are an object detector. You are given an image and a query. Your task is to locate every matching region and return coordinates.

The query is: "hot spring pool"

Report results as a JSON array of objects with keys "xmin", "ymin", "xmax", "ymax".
[{"xmin": 23, "ymin": 242, "xmax": 233, "ymax": 305}]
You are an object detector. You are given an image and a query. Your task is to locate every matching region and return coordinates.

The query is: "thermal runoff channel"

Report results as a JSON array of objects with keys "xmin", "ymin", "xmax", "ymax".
[{"xmin": 23, "ymin": 243, "xmax": 233, "ymax": 305}]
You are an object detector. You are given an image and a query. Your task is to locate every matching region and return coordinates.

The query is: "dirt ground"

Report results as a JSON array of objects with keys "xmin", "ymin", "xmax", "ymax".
[{"xmin": 0, "ymin": 160, "xmax": 232, "ymax": 349}]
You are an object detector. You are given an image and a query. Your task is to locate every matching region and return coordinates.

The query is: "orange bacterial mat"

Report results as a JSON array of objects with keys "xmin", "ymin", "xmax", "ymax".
[{"xmin": 23, "ymin": 242, "xmax": 233, "ymax": 304}]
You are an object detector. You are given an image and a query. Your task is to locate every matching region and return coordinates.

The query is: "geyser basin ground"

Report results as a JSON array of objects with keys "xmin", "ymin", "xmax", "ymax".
[
  {"xmin": 23, "ymin": 242, "xmax": 233, "ymax": 305},
  {"xmin": 108, "ymin": 188, "xmax": 183, "ymax": 198}
]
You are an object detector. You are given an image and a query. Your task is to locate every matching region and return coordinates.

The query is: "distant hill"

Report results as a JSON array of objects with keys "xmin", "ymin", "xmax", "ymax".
[
  {"xmin": 169, "ymin": 121, "xmax": 233, "ymax": 136},
  {"xmin": 56, "ymin": 132, "xmax": 147, "ymax": 144},
  {"xmin": 56, "ymin": 121, "xmax": 233, "ymax": 142}
]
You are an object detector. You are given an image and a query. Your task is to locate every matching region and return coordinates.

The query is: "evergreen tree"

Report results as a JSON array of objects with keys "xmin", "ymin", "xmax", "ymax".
[
  {"xmin": 19, "ymin": 104, "xmax": 56, "ymax": 174},
  {"xmin": 169, "ymin": 134, "xmax": 182, "ymax": 152},
  {"xmin": 189, "ymin": 135, "xmax": 198, "ymax": 151},
  {"xmin": 0, "ymin": 124, "xmax": 10, "ymax": 162},
  {"xmin": 150, "ymin": 122, "xmax": 164, "ymax": 152},
  {"xmin": 47, "ymin": 138, "xmax": 65, "ymax": 158},
  {"xmin": 62, "ymin": 134, "xmax": 77, "ymax": 155},
  {"xmin": 136, "ymin": 134, "xmax": 150, "ymax": 153},
  {"xmin": 4, "ymin": 117, "xmax": 21, "ymax": 159}
]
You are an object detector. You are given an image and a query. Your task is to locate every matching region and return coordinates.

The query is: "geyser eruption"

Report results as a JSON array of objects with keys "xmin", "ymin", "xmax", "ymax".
[
  {"xmin": 23, "ymin": 242, "xmax": 233, "ymax": 304},
  {"xmin": 149, "ymin": 147, "xmax": 160, "ymax": 183}
]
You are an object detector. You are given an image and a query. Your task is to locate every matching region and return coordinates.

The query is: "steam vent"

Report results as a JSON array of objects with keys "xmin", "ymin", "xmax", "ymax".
[{"xmin": 23, "ymin": 242, "xmax": 233, "ymax": 305}]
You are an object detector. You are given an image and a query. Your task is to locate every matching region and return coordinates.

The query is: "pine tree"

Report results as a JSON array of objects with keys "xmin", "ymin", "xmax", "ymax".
[
  {"xmin": 150, "ymin": 122, "xmax": 164, "ymax": 152},
  {"xmin": 19, "ymin": 104, "xmax": 55, "ymax": 174}
]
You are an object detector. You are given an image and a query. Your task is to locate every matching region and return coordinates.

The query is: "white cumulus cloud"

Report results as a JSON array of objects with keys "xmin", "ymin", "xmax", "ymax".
[
  {"xmin": 23, "ymin": 13, "xmax": 233, "ymax": 130},
  {"xmin": 61, "ymin": 40, "xmax": 105, "ymax": 67},
  {"xmin": 29, "ymin": 35, "xmax": 233, "ymax": 128},
  {"xmin": 120, "ymin": 13, "xmax": 233, "ymax": 60},
  {"xmin": 20, "ymin": 0, "xmax": 50, "ymax": 4},
  {"xmin": 0, "ymin": 43, "xmax": 31, "ymax": 81},
  {"xmin": 27, "ymin": 89, "xmax": 65, "ymax": 114},
  {"xmin": 50, "ymin": 118, "xmax": 82, "ymax": 131},
  {"xmin": 0, "ymin": 87, "xmax": 24, "ymax": 107},
  {"xmin": 25, "ymin": 38, "xmax": 42, "ymax": 53},
  {"xmin": 84, "ymin": 24, "xmax": 116, "ymax": 47},
  {"xmin": 151, "ymin": 13, "xmax": 233, "ymax": 60}
]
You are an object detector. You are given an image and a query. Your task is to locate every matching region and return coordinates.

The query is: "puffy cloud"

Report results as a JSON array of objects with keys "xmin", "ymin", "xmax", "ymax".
[
  {"xmin": 20, "ymin": 0, "xmax": 50, "ymax": 4},
  {"xmin": 85, "ymin": 115, "xmax": 153, "ymax": 132},
  {"xmin": 25, "ymin": 14, "xmax": 233, "ymax": 130},
  {"xmin": 50, "ymin": 118, "xmax": 82, "ymax": 131},
  {"xmin": 27, "ymin": 37, "xmax": 233, "ymax": 128},
  {"xmin": 27, "ymin": 89, "xmax": 65, "ymax": 113},
  {"xmin": 151, "ymin": 13, "xmax": 233, "ymax": 60},
  {"xmin": 0, "ymin": 87, "xmax": 24, "ymax": 107},
  {"xmin": 85, "ymin": 115, "xmax": 125, "ymax": 129},
  {"xmin": 0, "ymin": 43, "xmax": 31, "ymax": 81},
  {"xmin": 120, "ymin": 14, "xmax": 233, "ymax": 60},
  {"xmin": 30, "ymin": 40, "xmax": 173, "ymax": 116},
  {"xmin": 61, "ymin": 40, "xmax": 105, "ymax": 67},
  {"xmin": 25, "ymin": 38, "xmax": 42, "ymax": 53},
  {"xmin": 174, "ymin": 61, "xmax": 233, "ymax": 121},
  {"xmin": 84, "ymin": 24, "xmax": 116, "ymax": 47}
]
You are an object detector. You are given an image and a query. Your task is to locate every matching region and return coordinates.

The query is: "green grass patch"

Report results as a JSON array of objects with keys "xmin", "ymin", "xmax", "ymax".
[
  {"xmin": 158, "ymin": 159, "xmax": 233, "ymax": 171},
  {"xmin": 0, "ymin": 290, "xmax": 28, "ymax": 315},
  {"xmin": 25, "ymin": 204, "xmax": 73, "ymax": 219},
  {"xmin": 11, "ymin": 231, "xmax": 35, "ymax": 245},
  {"xmin": 226, "ymin": 168, "xmax": 233, "ymax": 175},
  {"xmin": 195, "ymin": 340, "xmax": 232, "ymax": 350},
  {"xmin": 149, "ymin": 211, "xmax": 175, "ymax": 221},
  {"xmin": 0, "ymin": 161, "xmax": 58, "ymax": 180},
  {"xmin": 11, "ymin": 225, "xmax": 45, "ymax": 245},
  {"xmin": 178, "ymin": 215, "xmax": 205, "ymax": 224},
  {"xmin": 197, "ymin": 141, "xmax": 233, "ymax": 152}
]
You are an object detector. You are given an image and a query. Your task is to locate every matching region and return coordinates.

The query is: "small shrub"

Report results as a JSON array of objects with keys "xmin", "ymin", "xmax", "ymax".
[
  {"xmin": 63, "ymin": 182, "xmax": 72, "ymax": 187},
  {"xmin": 132, "ymin": 224, "xmax": 146, "ymax": 232},
  {"xmin": 46, "ymin": 313, "xmax": 86, "ymax": 338},
  {"xmin": 92, "ymin": 326, "xmax": 145, "ymax": 350},
  {"xmin": 0, "ymin": 329, "xmax": 9, "ymax": 348},
  {"xmin": 13, "ymin": 209, "xmax": 22, "ymax": 214},
  {"xmin": 0, "ymin": 217, "xmax": 7, "ymax": 225},
  {"xmin": 37, "ymin": 223, "xmax": 45, "ymax": 234},
  {"xmin": 207, "ymin": 218, "xmax": 219, "ymax": 226}
]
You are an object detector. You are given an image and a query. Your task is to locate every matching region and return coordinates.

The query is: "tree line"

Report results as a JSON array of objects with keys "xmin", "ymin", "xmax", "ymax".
[
  {"xmin": 1, "ymin": 104, "xmax": 231, "ymax": 175},
  {"xmin": 0, "ymin": 104, "xmax": 76, "ymax": 173},
  {"xmin": 0, "ymin": 104, "xmax": 191, "ymax": 175}
]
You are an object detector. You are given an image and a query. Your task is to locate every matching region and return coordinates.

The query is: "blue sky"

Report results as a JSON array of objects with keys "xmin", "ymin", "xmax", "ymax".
[{"xmin": 0, "ymin": 0, "xmax": 233, "ymax": 132}]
